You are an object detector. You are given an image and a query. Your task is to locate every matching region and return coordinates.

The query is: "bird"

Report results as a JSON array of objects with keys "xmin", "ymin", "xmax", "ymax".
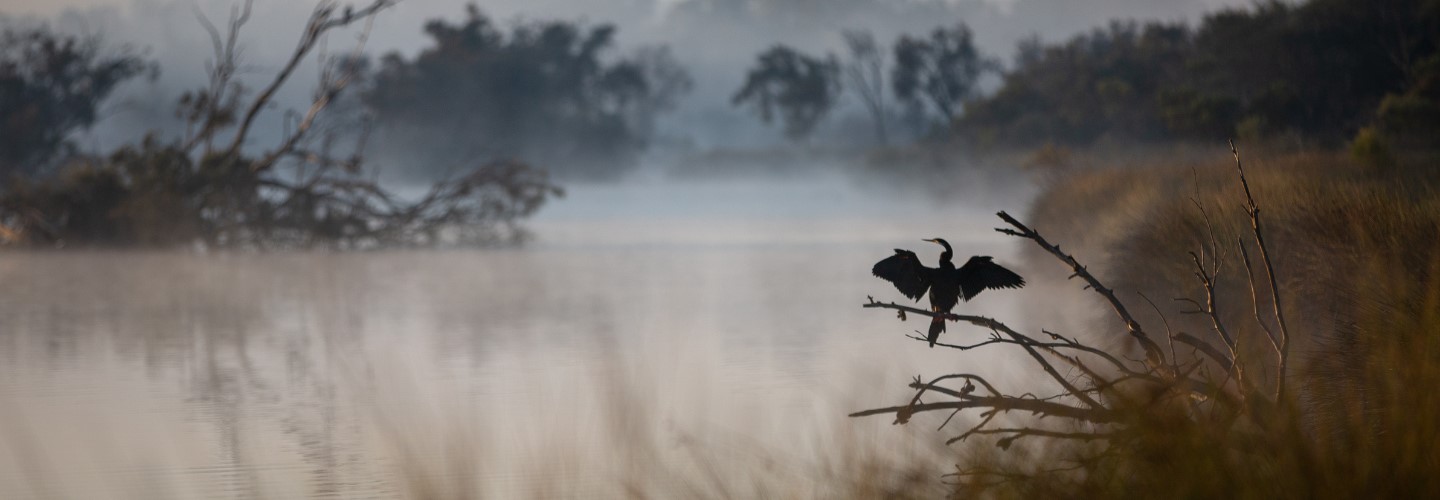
[{"xmin": 872, "ymin": 238, "xmax": 1026, "ymax": 347}]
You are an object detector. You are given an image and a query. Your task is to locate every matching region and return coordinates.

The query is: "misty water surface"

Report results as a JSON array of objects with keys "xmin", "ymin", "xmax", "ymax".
[{"xmin": 0, "ymin": 169, "xmax": 1040, "ymax": 498}]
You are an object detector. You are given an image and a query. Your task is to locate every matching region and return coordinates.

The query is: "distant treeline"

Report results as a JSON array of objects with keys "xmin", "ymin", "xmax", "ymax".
[
  {"xmin": 730, "ymin": 0, "xmax": 1440, "ymax": 150},
  {"xmin": 363, "ymin": 4, "xmax": 692, "ymax": 181},
  {"xmin": 960, "ymin": 0, "xmax": 1440, "ymax": 148}
]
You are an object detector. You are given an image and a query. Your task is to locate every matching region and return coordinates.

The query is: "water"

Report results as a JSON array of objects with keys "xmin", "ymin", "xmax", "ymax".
[{"xmin": 0, "ymin": 171, "xmax": 1039, "ymax": 498}]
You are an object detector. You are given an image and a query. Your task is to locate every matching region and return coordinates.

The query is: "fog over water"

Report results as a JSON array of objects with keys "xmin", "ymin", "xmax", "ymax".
[
  {"xmin": 0, "ymin": 0, "xmax": 1217, "ymax": 496},
  {"xmin": 0, "ymin": 168, "xmax": 1052, "ymax": 497}
]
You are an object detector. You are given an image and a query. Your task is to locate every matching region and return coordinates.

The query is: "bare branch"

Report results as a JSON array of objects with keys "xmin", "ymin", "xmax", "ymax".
[
  {"xmin": 1187, "ymin": 251, "xmax": 1239, "ymax": 353},
  {"xmin": 1137, "ymin": 291, "xmax": 1181, "ymax": 374},
  {"xmin": 849, "ymin": 396, "xmax": 1114, "ymax": 423},
  {"xmin": 871, "ymin": 300, "xmax": 1151, "ymax": 380},
  {"xmin": 225, "ymin": 0, "xmax": 397, "ymax": 161},
  {"xmin": 864, "ymin": 299, "xmax": 1106, "ymax": 408},
  {"xmin": 1171, "ymin": 332, "xmax": 1234, "ymax": 369},
  {"xmin": 995, "ymin": 211, "xmax": 1168, "ymax": 369},
  {"xmin": 956, "ymin": 427, "xmax": 1115, "ymax": 448},
  {"xmin": 1230, "ymin": 140, "xmax": 1291, "ymax": 399}
]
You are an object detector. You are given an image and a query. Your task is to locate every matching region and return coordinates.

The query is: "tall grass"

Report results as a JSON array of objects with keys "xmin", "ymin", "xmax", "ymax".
[{"xmin": 955, "ymin": 149, "xmax": 1440, "ymax": 497}]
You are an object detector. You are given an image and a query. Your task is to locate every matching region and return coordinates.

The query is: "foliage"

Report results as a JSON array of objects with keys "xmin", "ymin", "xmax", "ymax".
[
  {"xmin": 890, "ymin": 23, "xmax": 995, "ymax": 126},
  {"xmin": 362, "ymin": 4, "xmax": 692, "ymax": 180},
  {"xmin": 1350, "ymin": 127, "xmax": 1395, "ymax": 171},
  {"xmin": 0, "ymin": 26, "xmax": 151, "ymax": 178},
  {"xmin": 959, "ymin": 21, "xmax": 1195, "ymax": 146},
  {"xmin": 731, "ymin": 45, "xmax": 843, "ymax": 141},
  {"xmin": 959, "ymin": 0, "xmax": 1440, "ymax": 148},
  {"xmin": 1373, "ymin": 53, "xmax": 1440, "ymax": 147}
]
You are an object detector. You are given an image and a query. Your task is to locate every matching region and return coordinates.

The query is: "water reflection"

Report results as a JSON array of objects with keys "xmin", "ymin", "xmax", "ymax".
[{"xmin": 0, "ymin": 173, "xmax": 1036, "ymax": 498}]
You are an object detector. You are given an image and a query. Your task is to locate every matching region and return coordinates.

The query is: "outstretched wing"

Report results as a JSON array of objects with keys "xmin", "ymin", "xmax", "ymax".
[
  {"xmin": 872, "ymin": 249, "xmax": 932, "ymax": 301},
  {"xmin": 956, "ymin": 256, "xmax": 1025, "ymax": 301}
]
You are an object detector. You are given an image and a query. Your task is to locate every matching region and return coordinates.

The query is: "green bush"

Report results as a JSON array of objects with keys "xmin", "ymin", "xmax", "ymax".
[{"xmin": 1351, "ymin": 127, "xmax": 1396, "ymax": 172}]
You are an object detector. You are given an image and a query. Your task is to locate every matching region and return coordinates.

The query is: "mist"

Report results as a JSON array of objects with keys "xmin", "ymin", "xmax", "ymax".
[
  {"xmin": 7, "ymin": 0, "xmax": 1437, "ymax": 497},
  {"xmin": 11, "ymin": 0, "xmax": 1248, "ymax": 181}
]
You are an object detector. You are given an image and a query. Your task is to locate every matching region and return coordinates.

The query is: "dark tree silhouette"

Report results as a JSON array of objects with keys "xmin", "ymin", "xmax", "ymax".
[
  {"xmin": 0, "ymin": 0, "xmax": 562, "ymax": 249},
  {"xmin": 891, "ymin": 23, "xmax": 995, "ymax": 126},
  {"xmin": 732, "ymin": 45, "xmax": 842, "ymax": 141},
  {"xmin": 0, "ymin": 26, "xmax": 151, "ymax": 178},
  {"xmin": 957, "ymin": 0, "xmax": 1440, "ymax": 148},
  {"xmin": 362, "ymin": 4, "xmax": 691, "ymax": 180}
]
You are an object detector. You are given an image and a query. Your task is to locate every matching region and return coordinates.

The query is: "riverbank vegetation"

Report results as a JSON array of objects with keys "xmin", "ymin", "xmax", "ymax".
[
  {"xmin": 823, "ymin": 0, "xmax": 1440, "ymax": 493},
  {"xmin": 854, "ymin": 144, "xmax": 1440, "ymax": 497}
]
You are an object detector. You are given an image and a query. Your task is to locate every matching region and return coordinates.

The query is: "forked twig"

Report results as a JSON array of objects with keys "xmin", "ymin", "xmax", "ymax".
[{"xmin": 1230, "ymin": 140, "xmax": 1291, "ymax": 399}]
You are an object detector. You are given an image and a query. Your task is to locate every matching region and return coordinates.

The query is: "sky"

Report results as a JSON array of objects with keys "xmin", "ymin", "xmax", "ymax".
[{"xmin": 0, "ymin": 0, "xmax": 1252, "ymax": 157}]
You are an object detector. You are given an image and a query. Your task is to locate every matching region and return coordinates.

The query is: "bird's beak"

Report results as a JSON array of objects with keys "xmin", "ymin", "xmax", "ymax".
[{"xmin": 922, "ymin": 239, "xmax": 937, "ymax": 243}]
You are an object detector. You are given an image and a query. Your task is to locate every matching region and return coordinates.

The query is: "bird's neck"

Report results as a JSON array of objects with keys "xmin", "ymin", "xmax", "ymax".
[{"xmin": 939, "ymin": 251, "xmax": 954, "ymax": 268}]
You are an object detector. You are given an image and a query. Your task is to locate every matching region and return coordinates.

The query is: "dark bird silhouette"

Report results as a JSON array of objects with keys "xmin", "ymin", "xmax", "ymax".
[{"xmin": 872, "ymin": 238, "xmax": 1026, "ymax": 347}]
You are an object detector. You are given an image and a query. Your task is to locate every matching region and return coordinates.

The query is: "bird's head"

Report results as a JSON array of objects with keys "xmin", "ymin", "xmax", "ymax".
[{"xmin": 922, "ymin": 238, "xmax": 953, "ymax": 254}]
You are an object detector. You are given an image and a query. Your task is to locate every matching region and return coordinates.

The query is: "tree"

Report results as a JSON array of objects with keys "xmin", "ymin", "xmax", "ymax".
[
  {"xmin": 891, "ymin": 23, "xmax": 995, "ymax": 126},
  {"xmin": 0, "ymin": 26, "xmax": 151, "ymax": 178},
  {"xmin": 842, "ymin": 30, "xmax": 890, "ymax": 146},
  {"xmin": 732, "ymin": 45, "xmax": 842, "ymax": 141},
  {"xmin": 956, "ymin": 0, "xmax": 1440, "ymax": 148},
  {"xmin": 0, "ymin": 0, "xmax": 562, "ymax": 249},
  {"xmin": 361, "ymin": 5, "xmax": 691, "ymax": 180}
]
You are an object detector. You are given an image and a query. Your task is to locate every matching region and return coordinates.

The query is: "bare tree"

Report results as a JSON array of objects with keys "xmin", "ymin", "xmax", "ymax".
[
  {"xmin": 842, "ymin": 30, "xmax": 889, "ymax": 146},
  {"xmin": 0, "ymin": 0, "xmax": 562, "ymax": 249}
]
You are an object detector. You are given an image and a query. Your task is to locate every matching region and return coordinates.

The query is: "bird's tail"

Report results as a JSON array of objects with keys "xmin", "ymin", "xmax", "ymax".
[{"xmin": 927, "ymin": 314, "xmax": 945, "ymax": 348}]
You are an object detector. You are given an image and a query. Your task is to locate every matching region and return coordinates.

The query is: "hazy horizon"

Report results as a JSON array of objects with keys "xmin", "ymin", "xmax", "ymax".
[{"xmin": 3, "ymin": 0, "xmax": 1251, "ymax": 169}]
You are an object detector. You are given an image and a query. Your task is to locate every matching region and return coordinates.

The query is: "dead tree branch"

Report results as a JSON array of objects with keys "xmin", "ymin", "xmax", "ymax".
[
  {"xmin": 995, "ymin": 211, "xmax": 1168, "ymax": 369},
  {"xmin": 1230, "ymin": 140, "xmax": 1291, "ymax": 399},
  {"xmin": 224, "ymin": 0, "xmax": 397, "ymax": 163}
]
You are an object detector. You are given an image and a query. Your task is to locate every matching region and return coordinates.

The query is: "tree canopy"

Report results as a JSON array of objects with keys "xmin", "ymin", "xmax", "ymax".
[
  {"xmin": 0, "ymin": 26, "xmax": 151, "ymax": 178},
  {"xmin": 958, "ymin": 0, "xmax": 1440, "ymax": 148},
  {"xmin": 891, "ymin": 23, "xmax": 995, "ymax": 126},
  {"xmin": 362, "ymin": 4, "xmax": 691, "ymax": 180},
  {"xmin": 731, "ymin": 45, "xmax": 843, "ymax": 141}
]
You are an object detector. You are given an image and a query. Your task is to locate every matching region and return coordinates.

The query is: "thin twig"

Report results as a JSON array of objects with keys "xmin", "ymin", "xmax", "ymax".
[{"xmin": 1230, "ymin": 140, "xmax": 1291, "ymax": 399}]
